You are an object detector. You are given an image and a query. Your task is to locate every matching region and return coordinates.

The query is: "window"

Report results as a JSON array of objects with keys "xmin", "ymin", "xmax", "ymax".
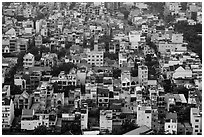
[
  {"xmin": 195, "ymin": 119, "xmax": 199, "ymax": 122},
  {"xmin": 168, "ymin": 125, "xmax": 170, "ymax": 128},
  {"xmin": 195, "ymin": 125, "xmax": 199, "ymax": 128},
  {"xmin": 195, "ymin": 130, "xmax": 198, "ymax": 133}
]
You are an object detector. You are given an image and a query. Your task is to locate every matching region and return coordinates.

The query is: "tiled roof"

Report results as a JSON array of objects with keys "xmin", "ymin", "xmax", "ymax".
[
  {"xmin": 22, "ymin": 109, "xmax": 34, "ymax": 117},
  {"xmin": 124, "ymin": 125, "xmax": 151, "ymax": 135}
]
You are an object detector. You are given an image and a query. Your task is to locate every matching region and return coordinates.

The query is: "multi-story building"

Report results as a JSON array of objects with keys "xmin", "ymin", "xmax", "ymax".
[
  {"xmin": 98, "ymin": 88, "xmax": 109, "ymax": 108},
  {"xmin": 51, "ymin": 93, "xmax": 64, "ymax": 108},
  {"xmin": 165, "ymin": 112, "xmax": 178, "ymax": 134},
  {"xmin": 137, "ymin": 105, "xmax": 152, "ymax": 128},
  {"xmin": 17, "ymin": 38, "xmax": 28, "ymax": 52},
  {"xmin": 100, "ymin": 110, "xmax": 113, "ymax": 133},
  {"xmin": 2, "ymin": 38, "xmax": 10, "ymax": 53},
  {"xmin": 129, "ymin": 31, "xmax": 140, "ymax": 49},
  {"xmin": 81, "ymin": 103, "xmax": 88, "ymax": 130},
  {"xmin": 2, "ymin": 99, "xmax": 15, "ymax": 129},
  {"xmin": 121, "ymin": 68, "xmax": 131, "ymax": 91},
  {"xmin": 165, "ymin": 2, "xmax": 182, "ymax": 15},
  {"xmin": 171, "ymin": 34, "xmax": 183, "ymax": 43},
  {"xmin": 21, "ymin": 109, "xmax": 54, "ymax": 130},
  {"xmin": 9, "ymin": 36, "xmax": 17, "ymax": 53},
  {"xmin": 87, "ymin": 51, "xmax": 104, "ymax": 67},
  {"xmin": 119, "ymin": 53, "xmax": 127, "ymax": 67},
  {"xmin": 190, "ymin": 108, "xmax": 202, "ymax": 135},
  {"xmin": 138, "ymin": 65, "xmax": 148, "ymax": 86},
  {"xmin": 23, "ymin": 53, "xmax": 35, "ymax": 68},
  {"xmin": 35, "ymin": 35, "xmax": 43, "ymax": 48},
  {"xmin": 157, "ymin": 87, "xmax": 166, "ymax": 132}
]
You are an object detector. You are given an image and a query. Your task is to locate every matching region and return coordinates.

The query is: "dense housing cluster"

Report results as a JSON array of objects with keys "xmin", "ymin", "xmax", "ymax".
[{"xmin": 2, "ymin": 2, "xmax": 202, "ymax": 135}]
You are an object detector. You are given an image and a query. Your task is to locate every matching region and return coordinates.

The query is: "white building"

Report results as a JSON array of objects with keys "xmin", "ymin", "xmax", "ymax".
[
  {"xmin": 136, "ymin": 105, "xmax": 152, "ymax": 128},
  {"xmin": 165, "ymin": 112, "xmax": 177, "ymax": 134},
  {"xmin": 190, "ymin": 108, "xmax": 202, "ymax": 135},
  {"xmin": 129, "ymin": 31, "xmax": 140, "ymax": 49},
  {"xmin": 87, "ymin": 51, "xmax": 104, "ymax": 67},
  {"xmin": 81, "ymin": 103, "xmax": 89, "ymax": 130},
  {"xmin": 14, "ymin": 75, "xmax": 26, "ymax": 90},
  {"xmin": 100, "ymin": 110, "xmax": 112, "ymax": 133},
  {"xmin": 21, "ymin": 109, "xmax": 50, "ymax": 130},
  {"xmin": 172, "ymin": 66, "xmax": 192, "ymax": 79},
  {"xmin": 171, "ymin": 34, "xmax": 183, "ymax": 43},
  {"xmin": 23, "ymin": 53, "xmax": 35, "ymax": 68},
  {"xmin": 2, "ymin": 99, "xmax": 15, "ymax": 129},
  {"xmin": 121, "ymin": 68, "xmax": 131, "ymax": 94},
  {"xmin": 119, "ymin": 53, "xmax": 127, "ymax": 67}
]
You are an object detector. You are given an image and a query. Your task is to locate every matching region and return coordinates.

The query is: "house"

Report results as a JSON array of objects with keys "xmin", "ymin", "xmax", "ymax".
[
  {"xmin": 127, "ymin": 56, "xmax": 135, "ymax": 68},
  {"xmin": 172, "ymin": 66, "xmax": 192, "ymax": 79},
  {"xmin": 23, "ymin": 53, "xmax": 35, "ymax": 68},
  {"xmin": 14, "ymin": 91, "xmax": 32, "ymax": 110},
  {"xmin": 148, "ymin": 80, "xmax": 157, "ymax": 87},
  {"xmin": 183, "ymin": 122, "xmax": 193, "ymax": 135},
  {"xmin": 151, "ymin": 108, "xmax": 159, "ymax": 131},
  {"xmin": 109, "ymin": 100, "xmax": 123, "ymax": 127},
  {"xmin": 135, "ymin": 86, "xmax": 143, "ymax": 104},
  {"xmin": 2, "ymin": 38, "xmax": 10, "ymax": 53},
  {"xmin": 119, "ymin": 53, "xmax": 127, "ymax": 67},
  {"xmin": 51, "ymin": 93, "xmax": 64, "ymax": 108},
  {"xmin": 165, "ymin": 2, "xmax": 181, "ymax": 15},
  {"xmin": 171, "ymin": 34, "xmax": 183, "ymax": 43},
  {"xmin": 5, "ymin": 28, "xmax": 17, "ymax": 37},
  {"xmin": 158, "ymin": 42, "xmax": 178, "ymax": 54},
  {"xmin": 97, "ymin": 88, "xmax": 109, "ymax": 108},
  {"xmin": 76, "ymin": 63, "xmax": 91, "ymax": 85},
  {"xmin": 40, "ymin": 53, "xmax": 57, "ymax": 67},
  {"xmin": 21, "ymin": 109, "xmax": 51, "ymax": 130},
  {"xmin": 100, "ymin": 110, "xmax": 113, "ymax": 133},
  {"xmin": 64, "ymin": 55, "xmax": 81, "ymax": 64},
  {"xmin": 165, "ymin": 112, "xmax": 178, "ymax": 134},
  {"xmin": 23, "ymin": 4, "xmax": 34, "ymax": 18},
  {"xmin": 21, "ymin": 109, "xmax": 35, "ymax": 130},
  {"xmin": 121, "ymin": 68, "xmax": 131, "ymax": 91},
  {"xmin": 190, "ymin": 108, "xmax": 202, "ymax": 135},
  {"xmin": 2, "ymin": 85, "xmax": 11, "ymax": 98},
  {"xmin": 177, "ymin": 123, "xmax": 185, "ymax": 135}
]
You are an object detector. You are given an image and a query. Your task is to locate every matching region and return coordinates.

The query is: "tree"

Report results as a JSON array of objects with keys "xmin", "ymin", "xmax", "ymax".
[
  {"xmin": 163, "ymin": 79, "xmax": 172, "ymax": 93},
  {"xmin": 104, "ymin": 52, "xmax": 118, "ymax": 60},
  {"xmin": 57, "ymin": 48, "xmax": 67, "ymax": 59},
  {"xmin": 70, "ymin": 122, "xmax": 82, "ymax": 135},
  {"xmin": 180, "ymin": 2, "xmax": 187, "ymax": 11},
  {"xmin": 33, "ymin": 125, "xmax": 47, "ymax": 135},
  {"xmin": 121, "ymin": 119, "xmax": 138, "ymax": 134},
  {"xmin": 17, "ymin": 51, "xmax": 26, "ymax": 68},
  {"xmin": 113, "ymin": 68, "xmax": 121, "ymax": 79},
  {"xmin": 51, "ymin": 62, "xmax": 77, "ymax": 76},
  {"xmin": 131, "ymin": 68, "xmax": 138, "ymax": 77},
  {"xmin": 69, "ymin": 2, "xmax": 76, "ymax": 10}
]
